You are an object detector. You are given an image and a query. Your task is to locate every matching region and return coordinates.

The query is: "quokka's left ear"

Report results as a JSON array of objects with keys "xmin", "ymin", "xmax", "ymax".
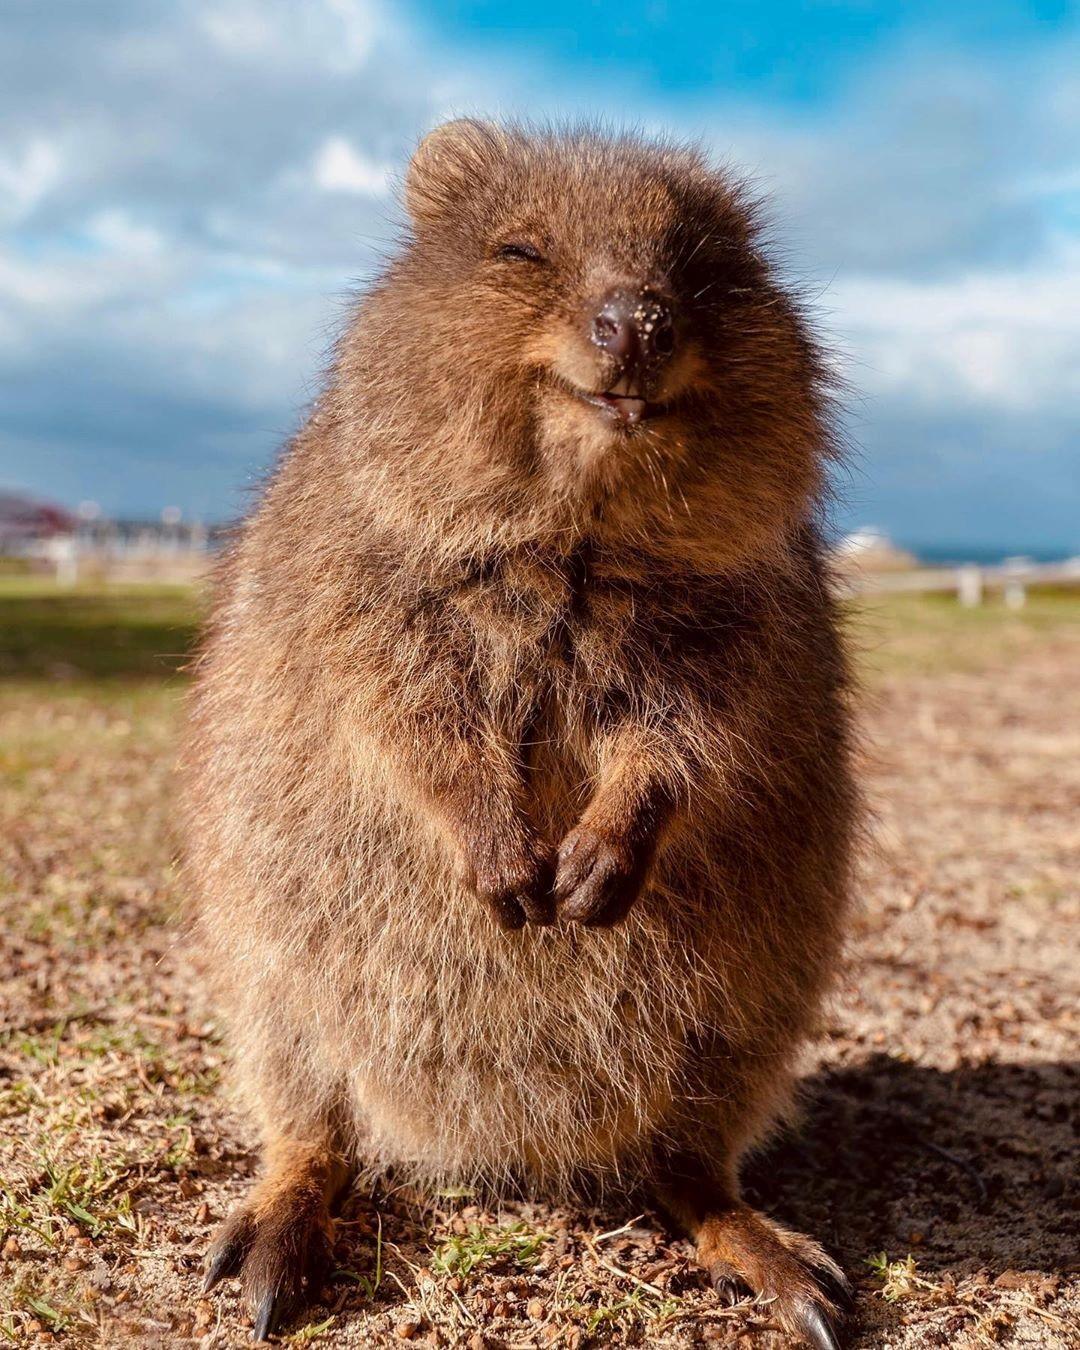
[{"xmin": 405, "ymin": 118, "xmax": 510, "ymax": 228}]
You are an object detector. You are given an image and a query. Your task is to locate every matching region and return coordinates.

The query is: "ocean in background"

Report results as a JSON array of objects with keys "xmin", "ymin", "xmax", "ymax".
[{"xmin": 906, "ymin": 544, "xmax": 1078, "ymax": 566}]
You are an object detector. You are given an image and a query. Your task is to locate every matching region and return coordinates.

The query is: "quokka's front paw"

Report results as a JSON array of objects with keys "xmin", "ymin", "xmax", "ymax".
[
  {"xmin": 464, "ymin": 839, "xmax": 556, "ymax": 930},
  {"xmin": 554, "ymin": 823, "xmax": 651, "ymax": 927}
]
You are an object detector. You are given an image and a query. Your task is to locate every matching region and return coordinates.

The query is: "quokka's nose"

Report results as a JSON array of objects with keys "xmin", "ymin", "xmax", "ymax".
[{"xmin": 589, "ymin": 289, "xmax": 676, "ymax": 369}]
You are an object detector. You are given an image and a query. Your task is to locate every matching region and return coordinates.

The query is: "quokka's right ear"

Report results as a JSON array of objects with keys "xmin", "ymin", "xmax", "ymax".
[{"xmin": 405, "ymin": 118, "xmax": 508, "ymax": 227}]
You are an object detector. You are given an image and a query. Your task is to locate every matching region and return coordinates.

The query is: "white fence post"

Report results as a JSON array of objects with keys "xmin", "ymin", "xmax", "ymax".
[
  {"xmin": 1003, "ymin": 557, "xmax": 1028, "ymax": 610},
  {"xmin": 957, "ymin": 565, "xmax": 983, "ymax": 606}
]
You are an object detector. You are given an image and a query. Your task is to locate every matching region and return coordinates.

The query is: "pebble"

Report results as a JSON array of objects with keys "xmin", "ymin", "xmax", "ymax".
[{"xmin": 395, "ymin": 1321, "xmax": 419, "ymax": 1340}]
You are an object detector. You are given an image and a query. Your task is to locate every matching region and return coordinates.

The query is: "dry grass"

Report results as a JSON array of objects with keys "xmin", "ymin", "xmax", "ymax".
[{"xmin": 1, "ymin": 581, "xmax": 1077, "ymax": 1347}]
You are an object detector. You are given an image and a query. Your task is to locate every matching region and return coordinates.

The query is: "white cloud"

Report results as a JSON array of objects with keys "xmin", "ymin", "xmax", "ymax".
[
  {"xmin": 831, "ymin": 237, "xmax": 1080, "ymax": 411},
  {"xmin": 0, "ymin": 136, "xmax": 62, "ymax": 224},
  {"xmin": 84, "ymin": 208, "xmax": 164, "ymax": 257},
  {"xmin": 311, "ymin": 135, "xmax": 393, "ymax": 196},
  {"xmin": 200, "ymin": 0, "xmax": 379, "ymax": 73}
]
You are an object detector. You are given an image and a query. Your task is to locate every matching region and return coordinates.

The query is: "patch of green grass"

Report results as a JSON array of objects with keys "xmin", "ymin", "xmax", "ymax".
[
  {"xmin": 0, "ymin": 1182, "xmax": 58, "ymax": 1249},
  {"xmin": 1, "ymin": 1129, "xmax": 188, "ymax": 1270},
  {"xmin": 0, "ymin": 1274, "xmax": 86, "ymax": 1342},
  {"xmin": 578, "ymin": 1288, "xmax": 683, "ymax": 1334},
  {"xmin": 38, "ymin": 1158, "xmax": 143, "ymax": 1242},
  {"xmin": 432, "ymin": 1221, "xmax": 550, "ymax": 1278},
  {"xmin": 0, "ymin": 578, "xmax": 203, "ymax": 680},
  {"xmin": 3, "ymin": 1019, "xmax": 220, "ymax": 1135},
  {"xmin": 849, "ymin": 588, "xmax": 1080, "ymax": 680}
]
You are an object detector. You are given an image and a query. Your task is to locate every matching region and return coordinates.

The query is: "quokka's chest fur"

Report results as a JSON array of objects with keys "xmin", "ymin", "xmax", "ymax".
[
  {"xmin": 441, "ymin": 542, "xmax": 703, "ymax": 710},
  {"xmin": 305, "ymin": 556, "xmax": 777, "ymax": 1186},
  {"xmin": 330, "ymin": 882, "xmax": 718, "ymax": 1189}
]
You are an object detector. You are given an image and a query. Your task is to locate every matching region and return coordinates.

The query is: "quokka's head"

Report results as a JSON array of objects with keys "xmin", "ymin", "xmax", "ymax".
[{"xmin": 365, "ymin": 120, "xmax": 834, "ymax": 548}]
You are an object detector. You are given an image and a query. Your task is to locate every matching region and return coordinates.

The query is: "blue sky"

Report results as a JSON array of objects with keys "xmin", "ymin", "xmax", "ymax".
[{"xmin": 1, "ymin": 0, "xmax": 1078, "ymax": 554}]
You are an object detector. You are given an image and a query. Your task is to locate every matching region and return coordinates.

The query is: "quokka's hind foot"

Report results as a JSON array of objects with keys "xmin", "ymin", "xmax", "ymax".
[
  {"xmin": 693, "ymin": 1205, "xmax": 851, "ymax": 1348},
  {"xmin": 655, "ymin": 1156, "xmax": 851, "ymax": 1349},
  {"xmin": 203, "ymin": 1138, "xmax": 349, "ymax": 1341}
]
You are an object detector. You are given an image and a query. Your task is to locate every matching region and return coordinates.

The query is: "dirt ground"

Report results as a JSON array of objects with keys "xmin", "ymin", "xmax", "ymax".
[{"xmin": 1, "ymin": 584, "xmax": 1077, "ymax": 1348}]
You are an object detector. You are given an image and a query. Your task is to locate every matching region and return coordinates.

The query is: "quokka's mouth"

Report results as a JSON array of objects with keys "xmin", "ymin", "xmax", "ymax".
[
  {"xmin": 562, "ymin": 375, "xmax": 666, "ymax": 426},
  {"xmin": 576, "ymin": 390, "xmax": 652, "ymax": 425}
]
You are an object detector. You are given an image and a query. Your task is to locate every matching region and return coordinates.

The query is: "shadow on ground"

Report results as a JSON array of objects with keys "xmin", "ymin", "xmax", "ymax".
[{"xmin": 746, "ymin": 1054, "xmax": 1077, "ymax": 1281}]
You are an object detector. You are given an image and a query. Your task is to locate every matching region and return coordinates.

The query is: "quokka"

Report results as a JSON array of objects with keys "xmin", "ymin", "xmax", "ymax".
[{"xmin": 186, "ymin": 121, "xmax": 858, "ymax": 1347}]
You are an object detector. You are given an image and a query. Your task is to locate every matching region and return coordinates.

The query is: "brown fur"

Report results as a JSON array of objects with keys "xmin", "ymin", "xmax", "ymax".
[{"xmin": 185, "ymin": 121, "xmax": 857, "ymax": 1342}]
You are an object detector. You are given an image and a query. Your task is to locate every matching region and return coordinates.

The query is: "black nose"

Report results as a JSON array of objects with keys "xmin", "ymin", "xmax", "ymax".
[{"xmin": 589, "ymin": 289, "xmax": 675, "ymax": 368}]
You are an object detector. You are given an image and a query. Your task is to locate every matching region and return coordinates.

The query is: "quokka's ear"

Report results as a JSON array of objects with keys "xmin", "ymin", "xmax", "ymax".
[{"xmin": 405, "ymin": 118, "xmax": 508, "ymax": 226}]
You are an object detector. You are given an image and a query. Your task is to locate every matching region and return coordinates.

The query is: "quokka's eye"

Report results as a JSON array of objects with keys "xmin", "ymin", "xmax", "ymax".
[{"xmin": 496, "ymin": 241, "xmax": 544, "ymax": 263}]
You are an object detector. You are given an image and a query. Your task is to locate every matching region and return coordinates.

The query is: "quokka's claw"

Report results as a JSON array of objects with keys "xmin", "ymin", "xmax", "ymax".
[
  {"xmin": 251, "ymin": 1288, "xmax": 285, "ymax": 1342},
  {"xmin": 708, "ymin": 1258, "xmax": 751, "ymax": 1306},
  {"xmin": 203, "ymin": 1209, "xmax": 255, "ymax": 1292},
  {"xmin": 795, "ymin": 1300, "xmax": 843, "ymax": 1350}
]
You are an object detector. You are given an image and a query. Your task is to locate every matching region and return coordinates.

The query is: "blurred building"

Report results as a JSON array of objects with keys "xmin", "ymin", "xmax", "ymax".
[
  {"xmin": 0, "ymin": 491, "xmax": 224, "ymax": 583},
  {"xmin": 0, "ymin": 491, "xmax": 76, "ymax": 546}
]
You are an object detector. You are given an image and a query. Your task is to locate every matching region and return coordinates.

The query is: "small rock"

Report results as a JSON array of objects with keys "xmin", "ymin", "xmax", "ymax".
[{"xmin": 395, "ymin": 1322, "xmax": 419, "ymax": 1341}]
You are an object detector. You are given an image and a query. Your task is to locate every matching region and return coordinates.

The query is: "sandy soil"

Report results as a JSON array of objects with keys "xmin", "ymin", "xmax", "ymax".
[{"xmin": 1, "ymin": 595, "xmax": 1076, "ymax": 1348}]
